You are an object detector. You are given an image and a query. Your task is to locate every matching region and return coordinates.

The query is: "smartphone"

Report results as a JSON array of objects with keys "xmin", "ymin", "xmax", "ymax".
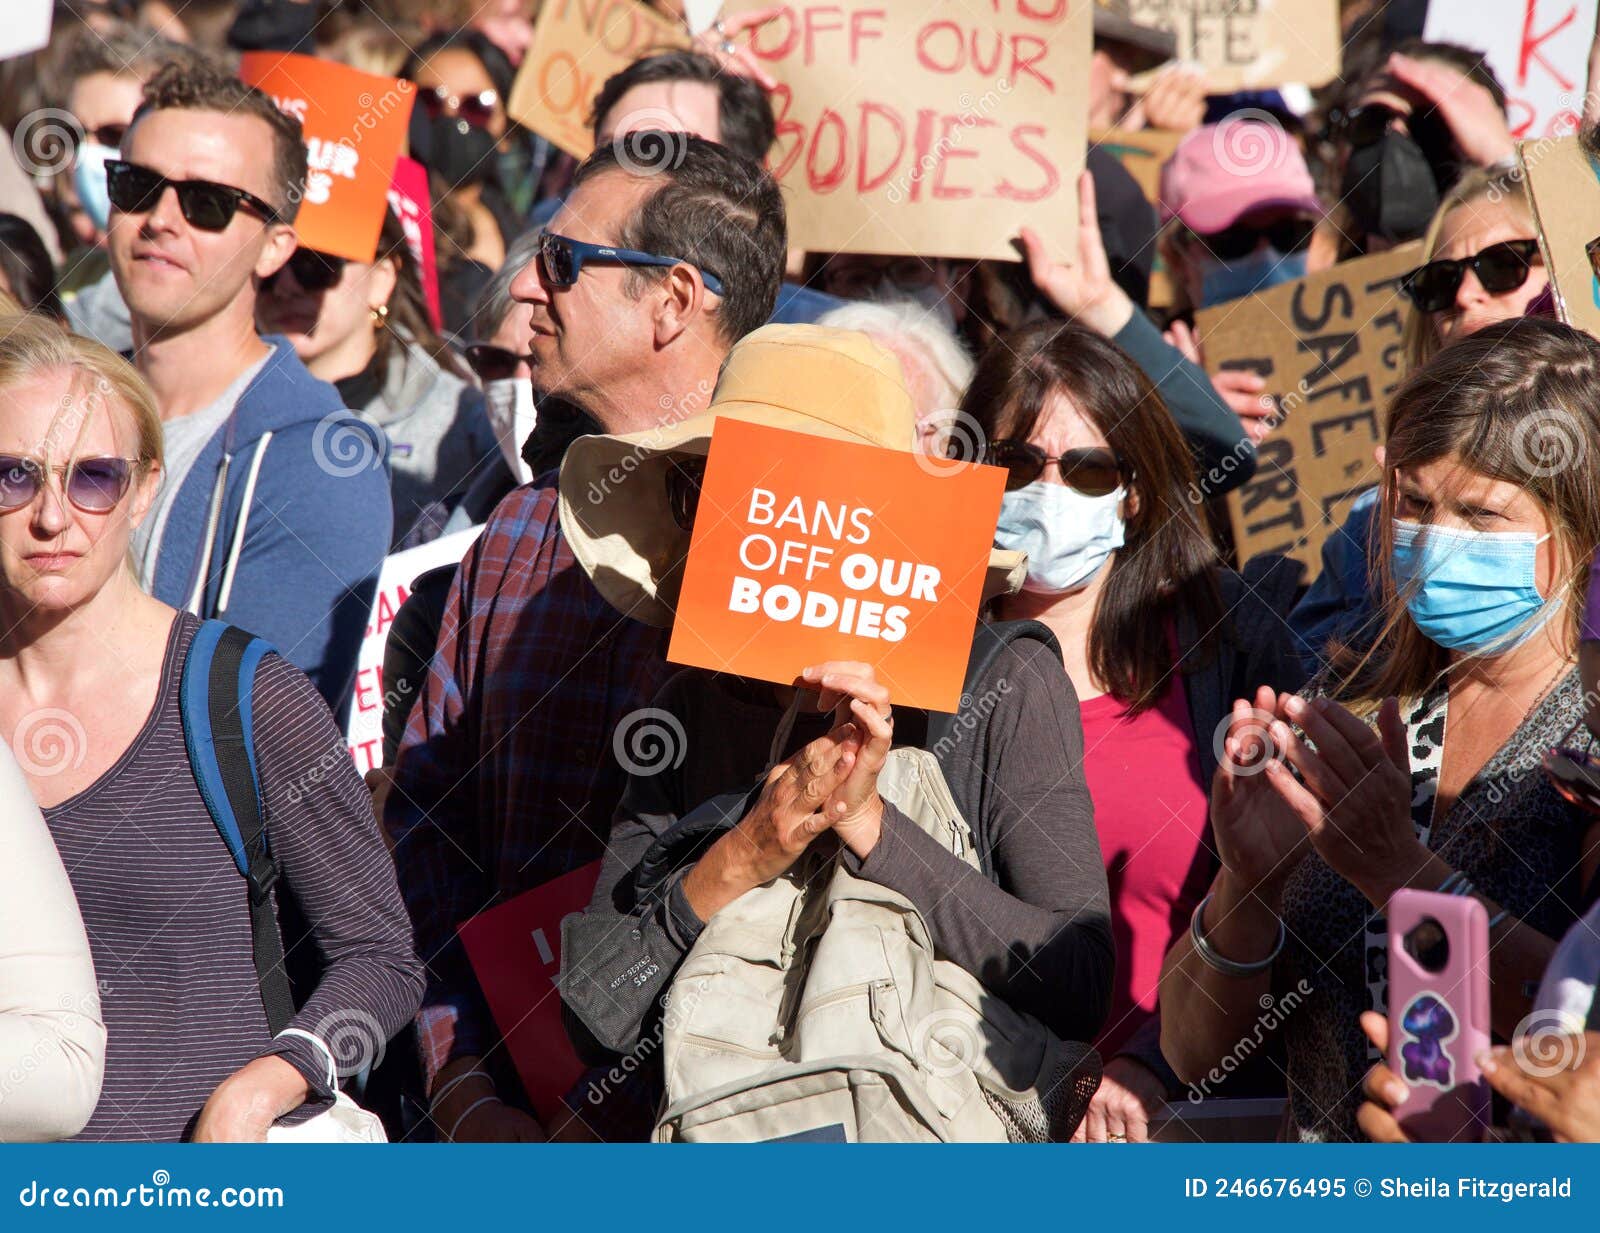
[{"xmin": 1386, "ymin": 889, "xmax": 1492, "ymax": 1142}]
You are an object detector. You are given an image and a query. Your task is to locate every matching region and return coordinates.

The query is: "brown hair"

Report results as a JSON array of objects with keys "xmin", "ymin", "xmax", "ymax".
[
  {"xmin": 371, "ymin": 207, "xmax": 470, "ymax": 383},
  {"xmin": 133, "ymin": 61, "xmax": 308, "ymax": 223},
  {"xmin": 961, "ymin": 321, "xmax": 1223, "ymax": 712},
  {"xmin": 1333, "ymin": 316, "xmax": 1600, "ymax": 702}
]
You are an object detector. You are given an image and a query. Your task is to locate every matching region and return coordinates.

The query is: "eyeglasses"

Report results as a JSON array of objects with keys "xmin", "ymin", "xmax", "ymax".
[
  {"xmin": 1544, "ymin": 716, "xmax": 1600, "ymax": 814},
  {"xmin": 261, "ymin": 247, "xmax": 348, "ymax": 294},
  {"xmin": 665, "ymin": 454, "xmax": 706, "ymax": 531},
  {"xmin": 464, "ymin": 342, "xmax": 534, "ymax": 383},
  {"xmin": 1398, "ymin": 239, "xmax": 1541, "ymax": 313},
  {"xmin": 0, "ymin": 455, "xmax": 138, "ymax": 514},
  {"xmin": 986, "ymin": 441, "xmax": 1128, "ymax": 496},
  {"xmin": 1192, "ymin": 216, "xmax": 1317, "ymax": 262},
  {"xmin": 538, "ymin": 232, "xmax": 725, "ymax": 296},
  {"xmin": 419, "ymin": 85, "xmax": 500, "ymax": 130},
  {"xmin": 105, "ymin": 159, "xmax": 280, "ymax": 231}
]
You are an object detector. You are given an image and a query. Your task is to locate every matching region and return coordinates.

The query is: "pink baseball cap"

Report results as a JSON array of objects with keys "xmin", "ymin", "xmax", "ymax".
[{"xmin": 1159, "ymin": 121, "xmax": 1323, "ymax": 234}]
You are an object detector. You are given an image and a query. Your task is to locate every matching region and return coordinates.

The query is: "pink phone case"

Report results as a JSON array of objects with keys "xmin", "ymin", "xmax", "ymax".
[{"xmin": 1386, "ymin": 889, "xmax": 1492, "ymax": 1142}]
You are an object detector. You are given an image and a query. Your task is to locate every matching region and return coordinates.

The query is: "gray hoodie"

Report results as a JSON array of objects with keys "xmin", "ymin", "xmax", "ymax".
[{"xmin": 358, "ymin": 338, "xmax": 498, "ymax": 546}]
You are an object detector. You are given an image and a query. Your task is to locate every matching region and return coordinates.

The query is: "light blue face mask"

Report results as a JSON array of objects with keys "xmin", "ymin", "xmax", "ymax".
[
  {"xmin": 995, "ymin": 481, "xmax": 1125, "ymax": 595},
  {"xmin": 1390, "ymin": 519, "xmax": 1554, "ymax": 654},
  {"xmin": 73, "ymin": 141, "xmax": 117, "ymax": 233},
  {"xmin": 1199, "ymin": 246, "xmax": 1309, "ymax": 307}
]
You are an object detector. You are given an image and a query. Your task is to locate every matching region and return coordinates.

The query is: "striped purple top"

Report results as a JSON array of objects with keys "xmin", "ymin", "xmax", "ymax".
[{"xmin": 43, "ymin": 614, "xmax": 422, "ymax": 1141}]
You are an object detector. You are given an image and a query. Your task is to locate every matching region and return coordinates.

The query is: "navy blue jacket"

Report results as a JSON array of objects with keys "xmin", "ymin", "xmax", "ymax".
[{"xmin": 148, "ymin": 340, "xmax": 391, "ymax": 717}]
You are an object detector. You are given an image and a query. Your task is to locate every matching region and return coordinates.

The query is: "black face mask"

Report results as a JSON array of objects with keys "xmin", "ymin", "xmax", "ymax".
[
  {"xmin": 1341, "ymin": 131, "xmax": 1441, "ymax": 244},
  {"xmin": 419, "ymin": 115, "xmax": 498, "ymax": 190}
]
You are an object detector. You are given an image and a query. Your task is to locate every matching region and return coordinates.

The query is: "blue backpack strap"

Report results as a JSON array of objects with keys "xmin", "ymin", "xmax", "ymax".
[{"xmin": 179, "ymin": 619, "xmax": 296, "ymax": 1035}]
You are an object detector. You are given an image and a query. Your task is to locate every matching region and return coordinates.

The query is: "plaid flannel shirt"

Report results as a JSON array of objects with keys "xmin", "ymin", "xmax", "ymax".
[{"xmin": 385, "ymin": 472, "xmax": 670, "ymax": 1138}]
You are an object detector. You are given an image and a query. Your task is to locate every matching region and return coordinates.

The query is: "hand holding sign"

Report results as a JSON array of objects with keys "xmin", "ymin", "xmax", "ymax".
[
  {"xmin": 798, "ymin": 661, "xmax": 894, "ymax": 855},
  {"xmin": 691, "ymin": 4, "xmax": 783, "ymax": 89},
  {"xmin": 1386, "ymin": 53, "xmax": 1514, "ymax": 169},
  {"xmin": 1017, "ymin": 171, "xmax": 1135, "ymax": 338}
]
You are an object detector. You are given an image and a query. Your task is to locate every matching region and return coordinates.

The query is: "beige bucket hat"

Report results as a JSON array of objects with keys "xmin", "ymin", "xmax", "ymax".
[{"xmin": 558, "ymin": 323, "xmax": 1026, "ymax": 628}]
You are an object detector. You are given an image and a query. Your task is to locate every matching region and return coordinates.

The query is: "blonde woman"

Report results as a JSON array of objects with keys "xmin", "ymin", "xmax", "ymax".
[
  {"xmin": 0, "ymin": 736, "xmax": 105, "ymax": 1141},
  {"xmin": 1288, "ymin": 168, "xmax": 1550, "ymax": 675},
  {"xmin": 0, "ymin": 315, "xmax": 421, "ymax": 1141}
]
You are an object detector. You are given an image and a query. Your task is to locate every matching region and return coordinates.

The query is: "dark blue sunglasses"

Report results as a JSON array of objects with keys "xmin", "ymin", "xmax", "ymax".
[{"xmin": 538, "ymin": 231, "xmax": 724, "ymax": 296}]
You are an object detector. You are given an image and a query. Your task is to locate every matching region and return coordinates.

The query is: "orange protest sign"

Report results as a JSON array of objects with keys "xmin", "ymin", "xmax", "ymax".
[
  {"xmin": 722, "ymin": 0, "xmax": 1091, "ymax": 261},
  {"xmin": 239, "ymin": 52, "xmax": 414, "ymax": 263},
  {"xmin": 508, "ymin": 0, "xmax": 687, "ymax": 158},
  {"xmin": 666, "ymin": 419, "xmax": 1007, "ymax": 713}
]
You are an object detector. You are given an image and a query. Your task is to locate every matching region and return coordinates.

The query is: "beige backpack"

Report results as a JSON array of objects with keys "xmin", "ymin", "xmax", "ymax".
[{"xmin": 652, "ymin": 729, "xmax": 1101, "ymax": 1143}]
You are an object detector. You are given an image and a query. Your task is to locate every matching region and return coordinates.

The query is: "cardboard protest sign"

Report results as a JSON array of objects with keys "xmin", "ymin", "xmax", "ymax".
[
  {"xmin": 239, "ymin": 52, "xmax": 414, "ymax": 263},
  {"xmin": 459, "ymin": 860, "xmax": 602, "ymax": 1122},
  {"xmin": 1521, "ymin": 134, "xmax": 1600, "ymax": 340},
  {"xmin": 1423, "ymin": 0, "xmax": 1596, "ymax": 139},
  {"xmin": 720, "ymin": 0, "xmax": 1090, "ymax": 261},
  {"xmin": 346, "ymin": 527, "xmax": 483, "ymax": 773},
  {"xmin": 1126, "ymin": 0, "xmax": 1340, "ymax": 90},
  {"xmin": 1196, "ymin": 242, "xmax": 1423, "ymax": 571},
  {"xmin": 0, "ymin": 0, "xmax": 50, "ymax": 61},
  {"xmin": 507, "ymin": 0, "xmax": 686, "ymax": 158},
  {"xmin": 667, "ymin": 419, "xmax": 1007, "ymax": 712},
  {"xmin": 387, "ymin": 155, "xmax": 443, "ymax": 333}
]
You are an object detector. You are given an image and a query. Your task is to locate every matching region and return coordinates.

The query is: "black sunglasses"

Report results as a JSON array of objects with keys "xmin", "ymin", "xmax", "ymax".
[
  {"xmin": 538, "ymin": 232, "xmax": 725, "ymax": 296},
  {"xmin": 665, "ymin": 454, "xmax": 706, "ymax": 531},
  {"xmin": 261, "ymin": 247, "xmax": 347, "ymax": 294},
  {"xmin": 0, "ymin": 454, "xmax": 137, "ymax": 514},
  {"xmin": 419, "ymin": 85, "xmax": 499, "ymax": 130},
  {"xmin": 1194, "ymin": 216, "xmax": 1317, "ymax": 262},
  {"xmin": 1399, "ymin": 239, "xmax": 1541, "ymax": 313},
  {"xmin": 464, "ymin": 342, "xmax": 534, "ymax": 383},
  {"xmin": 105, "ymin": 159, "xmax": 281, "ymax": 231},
  {"xmin": 986, "ymin": 441, "xmax": 1128, "ymax": 496}
]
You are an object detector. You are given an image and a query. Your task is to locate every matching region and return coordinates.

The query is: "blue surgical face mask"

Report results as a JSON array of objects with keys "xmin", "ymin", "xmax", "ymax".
[
  {"xmin": 1390, "ymin": 519, "xmax": 1555, "ymax": 654},
  {"xmin": 73, "ymin": 141, "xmax": 116, "ymax": 233},
  {"xmin": 995, "ymin": 481, "xmax": 1125, "ymax": 595},
  {"xmin": 1199, "ymin": 246, "xmax": 1309, "ymax": 307}
]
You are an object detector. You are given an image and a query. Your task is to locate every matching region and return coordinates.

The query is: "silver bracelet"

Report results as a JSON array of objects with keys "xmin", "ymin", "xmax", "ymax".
[
  {"xmin": 1190, "ymin": 891, "xmax": 1284, "ymax": 977},
  {"xmin": 1435, "ymin": 870, "xmax": 1468, "ymax": 895},
  {"xmin": 430, "ymin": 1068, "xmax": 492, "ymax": 1107},
  {"xmin": 1486, "ymin": 908, "xmax": 1511, "ymax": 930},
  {"xmin": 445, "ymin": 1094, "xmax": 500, "ymax": 1141}
]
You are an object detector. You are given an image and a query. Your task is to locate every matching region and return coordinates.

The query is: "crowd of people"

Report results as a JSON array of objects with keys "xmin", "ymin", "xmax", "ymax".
[{"xmin": 0, "ymin": 0, "xmax": 1597, "ymax": 1146}]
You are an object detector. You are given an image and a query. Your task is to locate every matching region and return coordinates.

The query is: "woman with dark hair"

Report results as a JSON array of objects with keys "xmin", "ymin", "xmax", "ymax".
[
  {"xmin": 963, "ymin": 320, "xmax": 1304, "ymax": 1141},
  {"xmin": 403, "ymin": 30, "xmax": 522, "ymax": 276},
  {"xmin": 0, "ymin": 214, "xmax": 63, "ymax": 320},
  {"xmin": 256, "ymin": 207, "xmax": 497, "ymax": 547},
  {"xmin": 1162, "ymin": 317, "xmax": 1600, "ymax": 1141}
]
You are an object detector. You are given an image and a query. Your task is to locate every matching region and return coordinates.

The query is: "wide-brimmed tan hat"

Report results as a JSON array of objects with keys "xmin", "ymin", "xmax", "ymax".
[{"xmin": 558, "ymin": 324, "xmax": 1026, "ymax": 628}]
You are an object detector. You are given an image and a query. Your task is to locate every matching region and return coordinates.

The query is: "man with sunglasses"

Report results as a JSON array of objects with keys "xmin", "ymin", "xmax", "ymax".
[
  {"xmin": 105, "ymin": 60, "xmax": 391, "ymax": 717},
  {"xmin": 387, "ymin": 135, "xmax": 787, "ymax": 1143}
]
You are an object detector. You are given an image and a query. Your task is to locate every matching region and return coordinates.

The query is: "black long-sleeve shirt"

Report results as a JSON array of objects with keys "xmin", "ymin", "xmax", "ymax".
[
  {"xmin": 561, "ymin": 636, "xmax": 1113, "ymax": 1061},
  {"xmin": 45, "ymin": 614, "xmax": 423, "ymax": 1141}
]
